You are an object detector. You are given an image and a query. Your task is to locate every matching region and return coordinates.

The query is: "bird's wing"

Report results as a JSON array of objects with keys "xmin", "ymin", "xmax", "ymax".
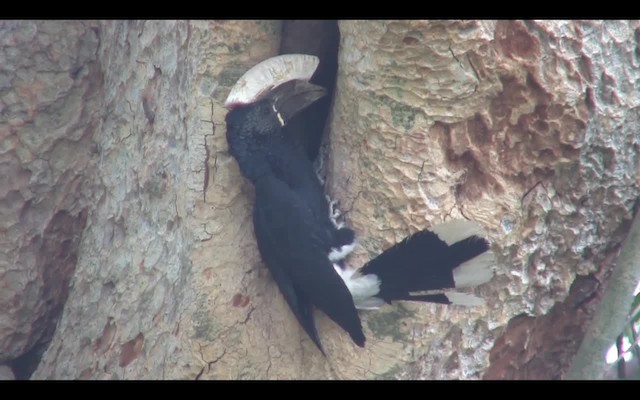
[
  {"xmin": 253, "ymin": 175, "xmax": 365, "ymax": 348},
  {"xmin": 253, "ymin": 200, "xmax": 325, "ymax": 354}
]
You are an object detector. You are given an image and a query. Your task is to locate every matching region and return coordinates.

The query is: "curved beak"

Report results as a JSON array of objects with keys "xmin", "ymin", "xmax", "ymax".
[
  {"xmin": 224, "ymin": 54, "xmax": 320, "ymax": 108},
  {"xmin": 267, "ymin": 79, "xmax": 327, "ymax": 125}
]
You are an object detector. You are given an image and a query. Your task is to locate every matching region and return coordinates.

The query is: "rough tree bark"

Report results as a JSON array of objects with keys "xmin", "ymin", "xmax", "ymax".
[
  {"xmin": 1, "ymin": 20, "xmax": 98, "ymax": 374},
  {"xmin": 565, "ymin": 209, "xmax": 640, "ymax": 379},
  {"xmin": 29, "ymin": 20, "xmax": 292, "ymax": 379},
  {"xmin": 1, "ymin": 20, "xmax": 638, "ymax": 380},
  {"xmin": 327, "ymin": 20, "xmax": 640, "ymax": 379}
]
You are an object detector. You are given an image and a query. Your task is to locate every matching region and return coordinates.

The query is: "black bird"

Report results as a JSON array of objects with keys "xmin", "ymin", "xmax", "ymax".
[
  {"xmin": 224, "ymin": 54, "xmax": 494, "ymax": 354},
  {"xmin": 225, "ymin": 56, "xmax": 357, "ymax": 263},
  {"xmin": 225, "ymin": 55, "xmax": 364, "ymax": 353}
]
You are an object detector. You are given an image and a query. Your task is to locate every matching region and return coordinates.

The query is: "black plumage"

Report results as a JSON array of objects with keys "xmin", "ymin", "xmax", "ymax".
[
  {"xmin": 253, "ymin": 174, "xmax": 365, "ymax": 348},
  {"xmin": 225, "ymin": 89, "xmax": 364, "ymax": 353},
  {"xmin": 358, "ymin": 229, "xmax": 490, "ymax": 305},
  {"xmin": 224, "ymin": 54, "xmax": 494, "ymax": 354},
  {"xmin": 225, "ymin": 96, "xmax": 355, "ymax": 259}
]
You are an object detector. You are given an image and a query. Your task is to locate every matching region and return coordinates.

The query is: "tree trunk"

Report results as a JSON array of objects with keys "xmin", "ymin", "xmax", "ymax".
[
  {"xmin": 2, "ymin": 20, "xmax": 638, "ymax": 380},
  {"xmin": 16, "ymin": 20, "xmax": 293, "ymax": 380},
  {"xmin": 327, "ymin": 20, "xmax": 640, "ymax": 379},
  {"xmin": 1, "ymin": 20, "xmax": 98, "ymax": 373}
]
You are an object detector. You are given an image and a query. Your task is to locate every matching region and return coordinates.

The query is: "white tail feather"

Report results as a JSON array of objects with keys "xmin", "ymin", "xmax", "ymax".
[
  {"xmin": 444, "ymin": 292, "xmax": 486, "ymax": 307},
  {"xmin": 453, "ymin": 251, "xmax": 495, "ymax": 288},
  {"xmin": 333, "ymin": 265, "xmax": 381, "ymax": 307},
  {"xmin": 430, "ymin": 219, "xmax": 485, "ymax": 245},
  {"xmin": 354, "ymin": 297, "xmax": 385, "ymax": 310},
  {"xmin": 328, "ymin": 241, "xmax": 356, "ymax": 262}
]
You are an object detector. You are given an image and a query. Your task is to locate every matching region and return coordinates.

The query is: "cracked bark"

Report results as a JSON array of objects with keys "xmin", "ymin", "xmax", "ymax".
[
  {"xmin": 1, "ymin": 20, "xmax": 98, "ymax": 368},
  {"xmin": 565, "ymin": 208, "xmax": 640, "ymax": 379},
  {"xmin": 328, "ymin": 20, "xmax": 640, "ymax": 379},
  {"xmin": 4, "ymin": 20, "xmax": 639, "ymax": 380}
]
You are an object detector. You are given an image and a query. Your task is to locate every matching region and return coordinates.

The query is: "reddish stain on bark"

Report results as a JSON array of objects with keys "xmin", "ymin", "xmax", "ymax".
[
  {"xmin": 119, "ymin": 333, "xmax": 145, "ymax": 368},
  {"xmin": 496, "ymin": 20, "xmax": 540, "ymax": 61},
  {"xmin": 231, "ymin": 293, "xmax": 250, "ymax": 308},
  {"xmin": 485, "ymin": 272, "xmax": 610, "ymax": 379},
  {"xmin": 403, "ymin": 36, "xmax": 420, "ymax": 45},
  {"xmin": 94, "ymin": 318, "xmax": 116, "ymax": 355}
]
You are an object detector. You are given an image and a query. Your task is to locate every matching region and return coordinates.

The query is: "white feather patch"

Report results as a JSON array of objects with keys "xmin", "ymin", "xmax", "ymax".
[
  {"xmin": 430, "ymin": 219, "xmax": 485, "ymax": 245},
  {"xmin": 225, "ymin": 54, "xmax": 320, "ymax": 107},
  {"xmin": 326, "ymin": 195, "xmax": 344, "ymax": 229},
  {"xmin": 444, "ymin": 292, "xmax": 486, "ymax": 307},
  {"xmin": 333, "ymin": 264, "xmax": 381, "ymax": 308},
  {"xmin": 328, "ymin": 241, "xmax": 356, "ymax": 262},
  {"xmin": 354, "ymin": 297, "xmax": 385, "ymax": 310},
  {"xmin": 453, "ymin": 251, "xmax": 495, "ymax": 288}
]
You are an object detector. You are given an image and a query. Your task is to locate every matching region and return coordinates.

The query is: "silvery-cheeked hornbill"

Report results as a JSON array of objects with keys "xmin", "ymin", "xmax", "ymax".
[{"xmin": 224, "ymin": 54, "xmax": 495, "ymax": 354}]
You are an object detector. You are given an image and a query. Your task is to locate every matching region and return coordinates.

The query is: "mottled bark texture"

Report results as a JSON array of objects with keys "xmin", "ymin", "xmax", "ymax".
[
  {"xmin": 1, "ymin": 21, "xmax": 97, "ymax": 365},
  {"xmin": 565, "ymin": 210, "xmax": 640, "ymax": 380},
  {"xmin": 7, "ymin": 20, "xmax": 291, "ymax": 380},
  {"xmin": 327, "ymin": 20, "xmax": 640, "ymax": 379},
  {"xmin": 2, "ymin": 20, "xmax": 639, "ymax": 380}
]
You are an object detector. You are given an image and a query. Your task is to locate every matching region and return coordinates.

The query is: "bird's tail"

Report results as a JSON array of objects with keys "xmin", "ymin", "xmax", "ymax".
[{"xmin": 340, "ymin": 220, "xmax": 494, "ymax": 310}]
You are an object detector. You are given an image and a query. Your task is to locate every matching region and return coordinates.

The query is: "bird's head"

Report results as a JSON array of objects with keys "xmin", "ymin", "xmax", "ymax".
[{"xmin": 224, "ymin": 54, "xmax": 327, "ymax": 135}]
